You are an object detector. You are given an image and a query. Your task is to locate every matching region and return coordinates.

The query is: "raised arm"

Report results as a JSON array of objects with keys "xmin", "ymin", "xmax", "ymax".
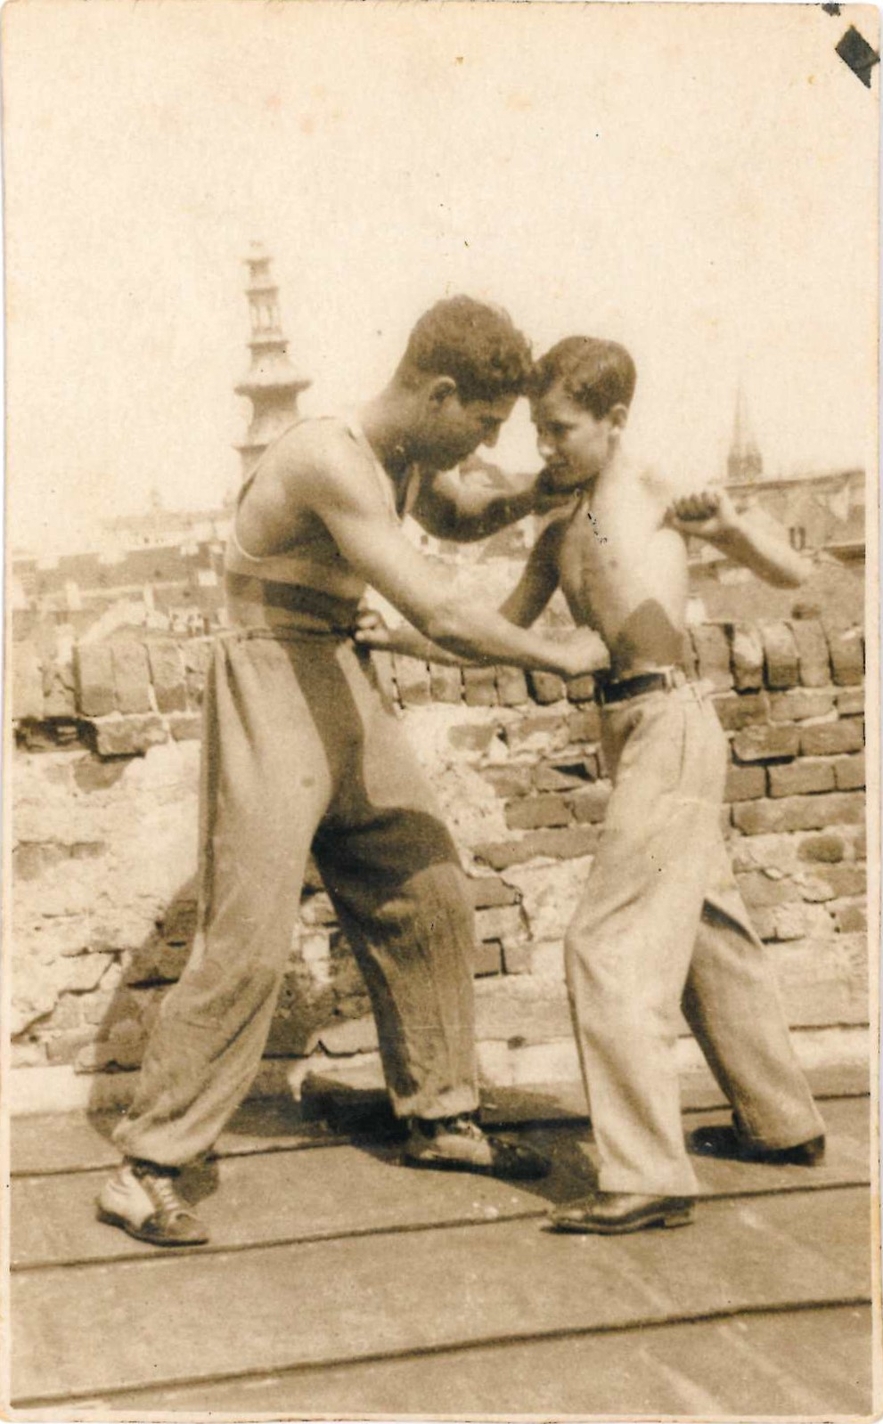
[
  {"xmin": 409, "ymin": 466, "xmax": 570, "ymax": 543},
  {"xmin": 297, "ymin": 431, "xmax": 605, "ymax": 677},
  {"xmin": 667, "ymin": 488, "xmax": 808, "ymax": 588}
]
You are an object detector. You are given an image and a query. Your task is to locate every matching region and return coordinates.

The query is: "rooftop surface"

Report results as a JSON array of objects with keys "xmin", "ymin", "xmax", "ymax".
[{"xmin": 8, "ymin": 1082, "xmax": 876, "ymax": 1419}]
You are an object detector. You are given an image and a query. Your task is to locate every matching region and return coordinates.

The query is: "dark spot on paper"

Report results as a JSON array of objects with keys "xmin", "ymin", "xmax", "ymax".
[
  {"xmin": 835, "ymin": 26, "xmax": 879, "ymax": 87},
  {"xmin": 821, "ymin": 3, "xmax": 841, "ymax": 15}
]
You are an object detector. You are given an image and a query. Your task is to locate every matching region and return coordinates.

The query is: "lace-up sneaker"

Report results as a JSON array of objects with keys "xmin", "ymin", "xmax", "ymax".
[
  {"xmin": 403, "ymin": 1114, "xmax": 551, "ymax": 1179},
  {"xmin": 97, "ymin": 1160, "xmax": 210, "ymax": 1246}
]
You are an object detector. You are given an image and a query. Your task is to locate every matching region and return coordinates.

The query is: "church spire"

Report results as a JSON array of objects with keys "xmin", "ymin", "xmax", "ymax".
[{"xmin": 727, "ymin": 383, "xmax": 763, "ymax": 483}]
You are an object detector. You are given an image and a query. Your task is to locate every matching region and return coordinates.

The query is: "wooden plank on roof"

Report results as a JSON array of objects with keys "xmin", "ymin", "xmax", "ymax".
[
  {"xmin": 11, "ymin": 1186, "xmax": 871, "ymax": 1405},
  {"xmin": 10, "ymin": 1098, "xmax": 871, "ymax": 1270},
  {"xmin": 76, "ymin": 1303, "xmax": 874, "ymax": 1418}
]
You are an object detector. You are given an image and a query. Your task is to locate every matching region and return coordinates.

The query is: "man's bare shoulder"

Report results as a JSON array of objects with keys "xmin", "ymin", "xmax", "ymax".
[{"xmin": 268, "ymin": 419, "xmax": 385, "ymax": 512}]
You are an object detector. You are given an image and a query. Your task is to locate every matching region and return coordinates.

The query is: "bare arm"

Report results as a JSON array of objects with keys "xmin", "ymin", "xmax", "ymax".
[
  {"xmin": 294, "ymin": 431, "xmax": 606, "ymax": 677},
  {"xmin": 667, "ymin": 488, "xmax": 808, "ymax": 588},
  {"xmin": 357, "ymin": 516, "xmax": 572, "ymax": 665},
  {"xmin": 409, "ymin": 466, "xmax": 572, "ymax": 542}
]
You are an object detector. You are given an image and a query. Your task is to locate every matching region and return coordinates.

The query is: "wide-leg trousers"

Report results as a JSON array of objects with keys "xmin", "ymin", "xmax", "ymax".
[
  {"xmin": 114, "ymin": 630, "xmax": 478, "ymax": 1167},
  {"xmin": 565, "ymin": 681, "xmax": 825, "ymax": 1197}
]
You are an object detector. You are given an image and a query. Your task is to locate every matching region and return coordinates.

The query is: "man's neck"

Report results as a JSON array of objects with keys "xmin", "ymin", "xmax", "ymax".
[{"xmin": 359, "ymin": 391, "xmax": 416, "ymax": 485}]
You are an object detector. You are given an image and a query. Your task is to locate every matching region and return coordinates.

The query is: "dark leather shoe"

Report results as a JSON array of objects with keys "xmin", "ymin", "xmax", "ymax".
[
  {"xmin": 404, "ymin": 1114, "xmax": 551, "ymax": 1179},
  {"xmin": 688, "ymin": 1122, "xmax": 825, "ymax": 1166},
  {"xmin": 549, "ymin": 1191, "xmax": 694, "ymax": 1235}
]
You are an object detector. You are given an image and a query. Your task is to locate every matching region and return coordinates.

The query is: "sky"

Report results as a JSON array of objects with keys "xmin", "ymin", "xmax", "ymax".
[{"xmin": 3, "ymin": 0, "xmax": 879, "ymax": 553}]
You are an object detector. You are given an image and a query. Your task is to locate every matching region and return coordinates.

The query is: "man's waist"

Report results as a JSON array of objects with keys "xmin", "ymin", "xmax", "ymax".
[
  {"xmin": 225, "ymin": 573, "xmax": 361, "ymax": 636},
  {"xmin": 594, "ymin": 666, "xmax": 690, "ymax": 706}
]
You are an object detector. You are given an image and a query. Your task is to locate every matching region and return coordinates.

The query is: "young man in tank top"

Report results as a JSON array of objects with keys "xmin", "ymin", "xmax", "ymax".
[
  {"xmin": 362, "ymin": 336, "xmax": 825, "ymax": 1236},
  {"xmin": 97, "ymin": 299, "xmax": 608, "ymax": 1247}
]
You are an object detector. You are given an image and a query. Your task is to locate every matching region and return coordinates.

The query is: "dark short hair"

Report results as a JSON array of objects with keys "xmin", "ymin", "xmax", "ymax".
[
  {"xmin": 528, "ymin": 336, "xmax": 637, "ymax": 418},
  {"xmin": 397, "ymin": 296, "xmax": 533, "ymax": 403}
]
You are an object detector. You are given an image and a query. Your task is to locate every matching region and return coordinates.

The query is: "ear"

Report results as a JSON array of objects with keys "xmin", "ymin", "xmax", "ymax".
[
  {"xmin": 608, "ymin": 403, "xmax": 630, "ymax": 431},
  {"xmin": 426, "ymin": 375, "xmax": 458, "ymax": 407}
]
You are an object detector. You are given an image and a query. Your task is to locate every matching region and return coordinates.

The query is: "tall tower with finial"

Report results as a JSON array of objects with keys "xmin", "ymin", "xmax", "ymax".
[
  {"xmin": 235, "ymin": 243, "xmax": 311, "ymax": 480},
  {"xmin": 727, "ymin": 383, "xmax": 763, "ymax": 484}
]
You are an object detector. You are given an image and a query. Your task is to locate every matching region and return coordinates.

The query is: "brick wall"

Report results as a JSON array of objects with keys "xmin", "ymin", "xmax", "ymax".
[{"xmin": 9, "ymin": 617, "xmax": 868, "ymax": 1112}]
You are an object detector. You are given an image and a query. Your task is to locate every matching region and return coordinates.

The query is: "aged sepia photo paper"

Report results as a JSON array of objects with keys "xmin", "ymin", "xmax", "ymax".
[{"xmin": 1, "ymin": 0, "xmax": 879, "ymax": 1418}]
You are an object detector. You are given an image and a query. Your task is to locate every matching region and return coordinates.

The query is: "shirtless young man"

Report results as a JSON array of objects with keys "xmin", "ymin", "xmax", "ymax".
[
  {"xmin": 97, "ymin": 299, "xmax": 601, "ymax": 1248},
  {"xmin": 362, "ymin": 335, "xmax": 825, "ymax": 1235}
]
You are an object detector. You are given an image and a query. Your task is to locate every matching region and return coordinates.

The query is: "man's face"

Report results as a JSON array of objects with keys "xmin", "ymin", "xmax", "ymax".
[
  {"xmin": 531, "ymin": 384, "xmax": 620, "ymax": 491},
  {"xmin": 419, "ymin": 389, "xmax": 516, "ymax": 471}
]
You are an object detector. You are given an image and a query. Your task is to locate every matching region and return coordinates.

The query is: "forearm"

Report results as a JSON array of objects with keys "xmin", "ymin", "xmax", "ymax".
[
  {"xmin": 376, "ymin": 625, "xmax": 466, "ymax": 666},
  {"xmin": 710, "ymin": 518, "xmax": 808, "ymax": 587},
  {"xmin": 433, "ymin": 472, "xmax": 538, "ymax": 542},
  {"xmin": 422, "ymin": 600, "xmax": 605, "ymax": 676}
]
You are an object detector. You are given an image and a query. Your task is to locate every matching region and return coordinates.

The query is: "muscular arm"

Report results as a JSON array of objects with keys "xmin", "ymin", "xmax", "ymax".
[
  {"xmin": 409, "ymin": 466, "xmax": 566, "ymax": 543},
  {"xmin": 364, "ymin": 515, "xmax": 571, "ymax": 665},
  {"xmin": 667, "ymin": 488, "xmax": 807, "ymax": 588},
  {"xmin": 290, "ymin": 429, "xmax": 605, "ymax": 676}
]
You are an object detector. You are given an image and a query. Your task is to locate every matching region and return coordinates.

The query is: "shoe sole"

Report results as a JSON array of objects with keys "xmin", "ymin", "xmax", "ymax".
[
  {"xmin": 96, "ymin": 1205, "xmax": 209, "ymax": 1247},
  {"xmin": 550, "ymin": 1208, "xmax": 695, "ymax": 1235}
]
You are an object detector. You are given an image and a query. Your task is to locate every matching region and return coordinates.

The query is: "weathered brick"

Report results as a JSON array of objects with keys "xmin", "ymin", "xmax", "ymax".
[
  {"xmin": 729, "ymin": 623, "xmax": 764, "ymax": 691},
  {"xmin": 834, "ymin": 902, "xmax": 867, "ymax": 934},
  {"xmin": 732, "ymin": 724, "xmax": 799, "ymax": 763},
  {"xmin": 467, "ymin": 876, "xmax": 521, "ymax": 910},
  {"xmin": 480, "ymin": 765, "xmax": 534, "ymax": 799},
  {"xmin": 568, "ymin": 783, "xmax": 612, "ymax": 824},
  {"xmin": 428, "ymin": 662, "xmax": 463, "ymax": 704},
  {"xmin": 182, "ymin": 639, "xmax": 212, "ymax": 707},
  {"xmin": 768, "ymin": 688, "xmax": 835, "ymax": 723},
  {"xmin": 736, "ymin": 871, "xmax": 798, "ymax": 908},
  {"xmin": 528, "ymin": 670, "xmax": 566, "ymax": 705},
  {"xmin": 535, "ymin": 757, "xmax": 599, "ymax": 792},
  {"xmin": 566, "ymin": 707, "xmax": 601, "ymax": 744},
  {"xmin": 788, "ymin": 619, "xmax": 831, "ymax": 688},
  {"xmin": 42, "ymin": 658, "xmax": 77, "ymax": 717},
  {"xmin": 800, "ymin": 721, "xmax": 864, "ymax": 758},
  {"xmin": 168, "ymin": 712, "xmax": 202, "ymax": 741},
  {"xmin": 147, "ymin": 640, "xmax": 187, "ymax": 713},
  {"xmin": 713, "ymin": 691, "xmax": 770, "ymax": 733},
  {"xmin": 12, "ymin": 643, "xmax": 44, "ymax": 720},
  {"xmin": 812, "ymin": 863, "xmax": 866, "ymax": 897},
  {"xmin": 836, "ymin": 687, "xmax": 864, "ymax": 717},
  {"xmin": 475, "ymin": 825, "xmax": 601, "ymax": 870},
  {"xmin": 797, "ymin": 833, "xmax": 846, "ymax": 864},
  {"xmin": 371, "ymin": 650, "xmax": 397, "ymax": 705},
  {"xmin": 733, "ymin": 793, "xmax": 864, "ymax": 836},
  {"xmin": 825, "ymin": 624, "xmax": 864, "ymax": 686},
  {"xmin": 505, "ymin": 711, "xmax": 567, "ymax": 753},
  {"xmin": 759, "ymin": 622, "xmax": 799, "ymax": 689},
  {"xmin": 495, "ymin": 667, "xmax": 529, "ymax": 707},
  {"xmin": 565, "ymin": 674, "xmax": 596, "ymax": 704},
  {"xmin": 833, "ymin": 754, "xmax": 865, "ymax": 791},
  {"xmin": 111, "ymin": 642, "xmax": 152, "ymax": 714},
  {"xmin": 92, "ymin": 713, "xmax": 168, "ymax": 758},
  {"xmin": 476, "ymin": 905, "xmax": 524, "ymax": 942},
  {"xmin": 505, "ymin": 795, "xmax": 571, "ymax": 831},
  {"xmin": 393, "ymin": 653, "xmax": 431, "ymax": 707},
  {"xmin": 724, "ymin": 765, "xmax": 767, "ymax": 802},
  {"xmin": 474, "ymin": 940, "xmax": 503, "ymax": 976},
  {"xmin": 463, "ymin": 665, "xmax": 498, "ymax": 707},
  {"xmin": 502, "ymin": 942, "xmax": 532, "ymax": 974},
  {"xmin": 74, "ymin": 643, "xmax": 115, "ymax": 718},
  {"xmin": 768, "ymin": 759, "xmax": 836, "ymax": 798},
  {"xmin": 690, "ymin": 624, "xmax": 733, "ymax": 690}
]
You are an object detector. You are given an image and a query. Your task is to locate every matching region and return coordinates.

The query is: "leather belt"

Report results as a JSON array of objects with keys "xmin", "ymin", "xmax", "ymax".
[{"xmin": 594, "ymin": 668, "xmax": 686, "ymax": 706}]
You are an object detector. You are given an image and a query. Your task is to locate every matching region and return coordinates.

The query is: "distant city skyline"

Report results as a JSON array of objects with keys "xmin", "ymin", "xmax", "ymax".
[{"xmin": 4, "ymin": 2, "xmax": 877, "ymax": 554}]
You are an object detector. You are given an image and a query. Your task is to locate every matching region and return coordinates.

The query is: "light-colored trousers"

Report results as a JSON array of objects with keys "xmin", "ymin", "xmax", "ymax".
[
  {"xmin": 114, "ymin": 630, "xmax": 478, "ymax": 1167},
  {"xmin": 565, "ymin": 681, "xmax": 824, "ymax": 1197}
]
